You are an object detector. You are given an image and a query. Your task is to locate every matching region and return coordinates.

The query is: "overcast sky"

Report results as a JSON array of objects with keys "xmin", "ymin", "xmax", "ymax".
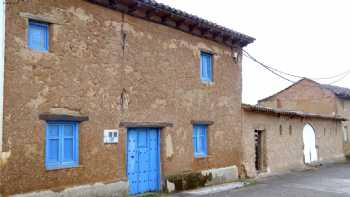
[{"xmin": 157, "ymin": 0, "xmax": 350, "ymax": 104}]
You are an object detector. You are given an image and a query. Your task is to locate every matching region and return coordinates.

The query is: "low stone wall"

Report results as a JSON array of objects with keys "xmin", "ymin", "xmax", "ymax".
[{"xmin": 9, "ymin": 181, "xmax": 128, "ymax": 197}]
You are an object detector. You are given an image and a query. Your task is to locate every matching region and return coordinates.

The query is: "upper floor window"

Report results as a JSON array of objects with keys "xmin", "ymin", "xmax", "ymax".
[
  {"xmin": 193, "ymin": 124, "xmax": 208, "ymax": 158},
  {"xmin": 200, "ymin": 51, "xmax": 213, "ymax": 82},
  {"xmin": 46, "ymin": 121, "xmax": 79, "ymax": 170},
  {"xmin": 28, "ymin": 20, "xmax": 49, "ymax": 52}
]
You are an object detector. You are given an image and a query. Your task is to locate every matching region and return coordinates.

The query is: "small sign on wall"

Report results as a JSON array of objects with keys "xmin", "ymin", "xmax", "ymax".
[{"xmin": 104, "ymin": 129, "xmax": 119, "ymax": 144}]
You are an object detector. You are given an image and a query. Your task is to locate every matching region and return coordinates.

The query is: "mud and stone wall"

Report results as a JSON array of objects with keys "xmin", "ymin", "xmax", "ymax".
[
  {"xmin": 259, "ymin": 79, "xmax": 338, "ymax": 116},
  {"xmin": 336, "ymin": 99, "xmax": 350, "ymax": 156},
  {"xmin": 258, "ymin": 78, "xmax": 350, "ymax": 158},
  {"xmin": 242, "ymin": 110, "xmax": 345, "ymax": 178},
  {"xmin": 0, "ymin": 0, "xmax": 243, "ymax": 195}
]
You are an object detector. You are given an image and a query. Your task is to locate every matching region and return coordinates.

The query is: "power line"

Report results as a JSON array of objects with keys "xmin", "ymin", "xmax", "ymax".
[
  {"xmin": 243, "ymin": 49, "xmax": 350, "ymax": 85},
  {"xmin": 242, "ymin": 51, "xmax": 295, "ymax": 83},
  {"xmin": 265, "ymin": 62, "xmax": 350, "ymax": 80},
  {"xmin": 329, "ymin": 71, "xmax": 350, "ymax": 85}
]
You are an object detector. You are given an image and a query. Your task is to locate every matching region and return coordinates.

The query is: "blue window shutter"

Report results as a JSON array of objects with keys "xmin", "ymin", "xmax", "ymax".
[
  {"xmin": 46, "ymin": 122, "xmax": 79, "ymax": 170},
  {"xmin": 200, "ymin": 53, "xmax": 207, "ymax": 80},
  {"xmin": 193, "ymin": 124, "xmax": 208, "ymax": 157},
  {"xmin": 46, "ymin": 124, "xmax": 60, "ymax": 168},
  {"xmin": 63, "ymin": 124, "xmax": 74, "ymax": 163},
  {"xmin": 193, "ymin": 126, "xmax": 198, "ymax": 155},
  {"xmin": 28, "ymin": 20, "xmax": 49, "ymax": 51},
  {"xmin": 200, "ymin": 52, "xmax": 213, "ymax": 82},
  {"xmin": 200, "ymin": 54, "xmax": 207, "ymax": 80},
  {"xmin": 199, "ymin": 126, "xmax": 204, "ymax": 155},
  {"xmin": 204, "ymin": 55, "xmax": 210, "ymax": 79},
  {"xmin": 207, "ymin": 55, "xmax": 212, "ymax": 81},
  {"xmin": 197, "ymin": 127, "xmax": 202, "ymax": 155},
  {"xmin": 201, "ymin": 126, "xmax": 207, "ymax": 156}
]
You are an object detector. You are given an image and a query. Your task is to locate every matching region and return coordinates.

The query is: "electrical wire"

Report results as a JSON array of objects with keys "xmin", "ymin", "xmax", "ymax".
[
  {"xmin": 242, "ymin": 52, "xmax": 295, "ymax": 83},
  {"xmin": 329, "ymin": 71, "xmax": 350, "ymax": 85},
  {"xmin": 243, "ymin": 49, "xmax": 350, "ymax": 85}
]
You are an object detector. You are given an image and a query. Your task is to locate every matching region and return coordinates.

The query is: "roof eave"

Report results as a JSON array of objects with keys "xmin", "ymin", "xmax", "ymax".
[
  {"xmin": 87, "ymin": 0, "xmax": 255, "ymax": 48},
  {"xmin": 242, "ymin": 104, "xmax": 347, "ymax": 121}
]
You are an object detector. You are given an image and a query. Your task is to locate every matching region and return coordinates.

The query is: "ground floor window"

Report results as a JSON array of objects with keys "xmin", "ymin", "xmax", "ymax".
[
  {"xmin": 193, "ymin": 124, "xmax": 208, "ymax": 158},
  {"xmin": 45, "ymin": 121, "xmax": 79, "ymax": 170}
]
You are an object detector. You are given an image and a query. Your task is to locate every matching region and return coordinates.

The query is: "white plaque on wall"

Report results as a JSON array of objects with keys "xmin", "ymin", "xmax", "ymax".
[{"xmin": 104, "ymin": 129, "xmax": 119, "ymax": 144}]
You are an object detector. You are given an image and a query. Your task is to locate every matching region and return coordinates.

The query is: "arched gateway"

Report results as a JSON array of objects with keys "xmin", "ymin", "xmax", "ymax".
[{"xmin": 303, "ymin": 124, "xmax": 318, "ymax": 164}]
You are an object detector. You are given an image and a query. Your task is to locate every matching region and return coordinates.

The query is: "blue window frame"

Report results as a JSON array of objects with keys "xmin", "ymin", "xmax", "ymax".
[
  {"xmin": 200, "ymin": 51, "xmax": 213, "ymax": 82},
  {"xmin": 45, "ymin": 121, "xmax": 79, "ymax": 170},
  {"xmin": 192, "ymin": 124, "xmax": 208, "ymax": 157},
  {"xmin": 28, "ymin": 20, "xmax": 49, "ymax": 52}
]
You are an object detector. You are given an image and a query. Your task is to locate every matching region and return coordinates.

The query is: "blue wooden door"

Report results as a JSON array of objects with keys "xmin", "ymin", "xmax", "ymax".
[{"xmin": 127, "ymin": 128, "xmax": 160, "ymax": 195}]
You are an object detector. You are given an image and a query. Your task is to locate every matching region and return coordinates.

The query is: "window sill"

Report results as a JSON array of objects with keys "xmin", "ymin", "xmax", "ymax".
[
  {"xmin": 194, "ymin": 156, "xmax": 207, "ymax": 159},
  {"xmin": 28, "ymin": 48, "xmax": 49, "ymax": 53},
  {"xmin": 194, "ymin": 155, "xmax": 212, "ymax": 160},
  {"xmin": 46, "ymin": 165, "xmax": 83, "ymax": 171},
  {"xmin": 201, "ymin": 81, "xmax": 214, "ymax": 86},
  {"xmin": 194, "ymin": 154, "xmax": 212, "ymax": 159}
]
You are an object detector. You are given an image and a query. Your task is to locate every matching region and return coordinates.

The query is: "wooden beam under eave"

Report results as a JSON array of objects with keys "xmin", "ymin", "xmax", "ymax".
[
  {"xmin": 212, "ymin": 31, "xmax": 220, "ymax": 40},
  {"xmin": 127, "ymin": 2, "xmax": 140, "ymax": 14},
  {"xmin": 188, "ymin": 24, "xmax": 197, "ymax": 32},
  {"xmin": 206, "ymin": 29, "xmax": 218, "ymax": 39},
  {"xmin": 161, "ymin": 15, "xmax": 170, "ymax": 23},
  {"xmin": 108, "ymin": 0, "xmax": 117, "ymax": 8},
  {"xmin": 197, "ymin": 26, "xmax": 207, "ymax": 36},
  {"xmin": 145, "ymin": 8, "xmax": 155, "ymax": 18},
  {"xmin": 176, "ymin": 19, "xmax": 186, "ymax": 28},
  {"xmin": 231, "ymin": 38, "xmax": 240, "ymax": 46},
  {"xmin": 221, "ymin": 35, "xmax": 230, "ymax": 43}
]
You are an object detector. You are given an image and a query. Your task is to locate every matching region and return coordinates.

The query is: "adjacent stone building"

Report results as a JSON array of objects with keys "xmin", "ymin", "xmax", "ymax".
[
  {"xmin": 259, "ymin": 78, "xmax": 350, "ymax": 156},
  {"xmin": 0, "ymin": 0, "xmax": 255, "ymax": 196},
  {"xmin": 242, "ymin": 104, "xmax": 346, "ymax": 178}
]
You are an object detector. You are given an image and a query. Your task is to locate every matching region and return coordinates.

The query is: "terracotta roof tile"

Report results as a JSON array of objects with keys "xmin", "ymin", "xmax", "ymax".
[
  {"xmin": 242, "ymin": 103, "xmax": 347, "ymax": 121},
  {"xmin": 321, "ymin": 84, "xmax": 350, "ymax": 100},
  {"xmin": 89, "ymin": 0, "xmax": 255, "ymax": 47}
]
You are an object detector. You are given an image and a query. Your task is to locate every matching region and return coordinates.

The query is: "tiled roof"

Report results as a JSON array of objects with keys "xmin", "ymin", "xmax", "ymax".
[
  {"xmin": 242, "ymin": 103, "xmax": 347, "ymax": 121},
  {"xmin": 321, "ymin": 84, "xmax": 350, "ymax": 100},
  {"xmin": 89, "ymin": 0, "xmax": 255, "ymax": 47}
]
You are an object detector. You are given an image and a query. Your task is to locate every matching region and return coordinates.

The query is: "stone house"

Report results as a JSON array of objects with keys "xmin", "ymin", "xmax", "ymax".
[
  {"xmin": 258, "ymin": 78, "xmax": 350, "ymax": 156},
  {"xmin": 0, "ymin": 0, "xmax": 255, "ymax": 196},
  {"xmin": 242, "ymin": 104, "xmax": 346, "ymax": 178}
]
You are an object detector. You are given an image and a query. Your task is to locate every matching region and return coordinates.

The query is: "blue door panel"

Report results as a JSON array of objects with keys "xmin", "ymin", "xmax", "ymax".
[
  {"xmin": 148, "ymin": 129, "xmax": 159, "ymax": 191},
  {"xmin": 127, "ymin": 128, "xmax": 160, "ymax": 195},
  {"xmin": 127, "ymin": 130, "xmax": 138, "ymax": 194}
]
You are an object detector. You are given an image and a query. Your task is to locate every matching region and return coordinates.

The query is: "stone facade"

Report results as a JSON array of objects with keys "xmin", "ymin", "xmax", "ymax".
[
  {"xmin": 242, "ymin": 108, "xmax": 345, "ymax": 178},
  {"xmin": 259, "ymin": 78, "xmax": 350, "ymax": 156},
  {"xmin": 259, "ymin": 79, "xmax": 338, "ymax": 115},
  {"xmin": 336, "ymin": 98, "xmax": 350, "ymax": 155},
  {"xmin": 0, "ymin": 0, "xmax": 250, "ymax": 196}
]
